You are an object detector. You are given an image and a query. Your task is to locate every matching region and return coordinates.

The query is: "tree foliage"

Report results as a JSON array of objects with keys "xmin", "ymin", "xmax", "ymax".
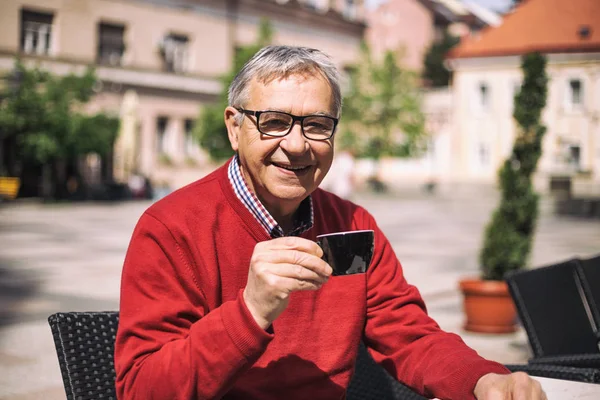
[
  {"xmin": 0, "ymin": 61, "xmax": 119, "ymax": 166},
  {"xmin": 340, "ymin": 42, "xmax": 427, "ymax": 160},
  {"xmin": 479, "ymin": 53, "xmax": 548, "ymax": 280},
  {"xmin": 194, "ymin": 19, "xmax": 273, "ymax": 161},
  {"xmin": 422, "ymin": 30, "xmax": 460, "ymax": 88}
]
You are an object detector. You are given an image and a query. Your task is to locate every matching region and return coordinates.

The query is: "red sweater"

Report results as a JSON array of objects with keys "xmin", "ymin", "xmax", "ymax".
[{"xmin": 115, "ymin": 160, "xmax": 509, "ymax": 400}]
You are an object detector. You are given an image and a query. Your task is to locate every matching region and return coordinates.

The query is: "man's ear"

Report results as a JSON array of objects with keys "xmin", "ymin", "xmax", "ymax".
[{"xmin": 224, "ymin": 106, "xmax": 241, "ymax": 151}]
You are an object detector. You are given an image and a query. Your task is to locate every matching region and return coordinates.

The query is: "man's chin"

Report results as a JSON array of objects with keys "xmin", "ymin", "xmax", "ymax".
[{"xmin": 269, "ymin": 186, "xmax": 313, "ymax": 203}]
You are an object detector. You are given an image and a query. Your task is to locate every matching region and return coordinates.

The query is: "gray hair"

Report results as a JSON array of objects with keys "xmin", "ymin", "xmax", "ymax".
[{"xmin": 228, "ymin": 45, "xmax": 342, "ymax": 121}]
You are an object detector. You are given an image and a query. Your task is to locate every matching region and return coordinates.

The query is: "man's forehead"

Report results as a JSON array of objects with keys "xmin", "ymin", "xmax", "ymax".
[
  {"xmin": 251, "ymin": 70, "xmax": 327, "ymax": 88},
  {"xmin": 246, "ymin": 73, "xmax": 334, "ymax": 115}
]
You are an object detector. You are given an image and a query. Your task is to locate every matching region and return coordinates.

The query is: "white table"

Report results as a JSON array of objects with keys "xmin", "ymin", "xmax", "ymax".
[
  {"xmin": 429, "ymin": 377, "xmax": 600, "ymax": 400},
  {"xmin": 536, "ymin": 376, "xmax": 600, "ymax": 399}
]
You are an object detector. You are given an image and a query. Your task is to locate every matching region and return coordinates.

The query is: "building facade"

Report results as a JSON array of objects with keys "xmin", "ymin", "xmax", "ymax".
[
  {"xmin": 448, "ymin": 54, "xmax": 600, "ymax": 186},
  {"xmin": 365, "ymin": 0, "xmax": 499, "ymax": 72},
  {"xmin": 0, "ymin": 0, "xmax": 365, "ymax": 189},
  {"xmin": 447, "ymin": 0, "xmax": 600, "ymax": 191}
]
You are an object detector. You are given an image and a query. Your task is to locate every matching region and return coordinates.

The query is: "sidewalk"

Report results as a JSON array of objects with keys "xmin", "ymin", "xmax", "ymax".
[{"xmin": 1, "ymin": 187, "xmax": 599, "ymax": 399}]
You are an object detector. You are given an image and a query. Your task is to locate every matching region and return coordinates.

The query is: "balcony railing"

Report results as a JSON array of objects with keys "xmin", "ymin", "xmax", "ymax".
[{"xmin": 0, "ymin": 54, "xmax": 221, "ymax": 96}]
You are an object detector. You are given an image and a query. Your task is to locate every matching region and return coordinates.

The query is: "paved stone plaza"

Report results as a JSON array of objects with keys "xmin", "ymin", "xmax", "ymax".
[{"xmin": 1, "ymin": 186, "xmax": 599, "ymax": 399}]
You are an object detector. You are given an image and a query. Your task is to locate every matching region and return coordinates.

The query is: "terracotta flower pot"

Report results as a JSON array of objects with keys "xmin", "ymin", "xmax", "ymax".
[{"xmin": 459, "ymin": 278, "xmax": 518, "ymax": 334}]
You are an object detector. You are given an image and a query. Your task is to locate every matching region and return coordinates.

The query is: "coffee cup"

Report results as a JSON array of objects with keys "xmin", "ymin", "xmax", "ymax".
[{"xmin": 316, "ymin": 230, "xmax": 374, "ymax": 276}]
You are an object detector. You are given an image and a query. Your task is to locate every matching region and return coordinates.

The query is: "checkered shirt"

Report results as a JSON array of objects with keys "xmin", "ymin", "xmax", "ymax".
[{"xmin": 228, "ymin": 155, "xmax": 314, "ymax": 238}]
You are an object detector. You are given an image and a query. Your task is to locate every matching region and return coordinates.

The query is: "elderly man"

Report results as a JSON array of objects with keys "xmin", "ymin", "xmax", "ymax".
[{"xmin": 115, "ymin": 46, "xmax": 545, "ymax": 400}]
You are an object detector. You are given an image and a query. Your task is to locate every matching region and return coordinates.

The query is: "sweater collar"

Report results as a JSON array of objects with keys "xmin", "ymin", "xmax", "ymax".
[{"xmin": 227, "ymin": 155, "xmax": 313, "ymax": 238}]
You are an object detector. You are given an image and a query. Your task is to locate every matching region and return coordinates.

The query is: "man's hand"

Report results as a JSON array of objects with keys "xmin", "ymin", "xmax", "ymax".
[
  {"xmin": 474, "ymin": 372, "xmax": 547, "ymax": 400},
  {"xmin": 243, "ymin": 236, "xmax": 332, "ymax": 329}
]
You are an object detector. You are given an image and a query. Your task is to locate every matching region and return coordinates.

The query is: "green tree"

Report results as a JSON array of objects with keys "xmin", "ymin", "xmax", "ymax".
[
  {"xmin": 479, "ymin": 53, "xmax": 548, "ymax": 280},
  {"xmin": 195, "ymin": 19, "xmax": 273, "ymax": 161},
  {"xmin": 422, "ymin": 30, "xmax": 460, "ymax": 87},
  {"xmin": 340, "ymin": 42, "xmax": 427, "ymax": 164},
  {"xmin": 0, "ymin": 61, "xmax": 119, "ymax": 198}
]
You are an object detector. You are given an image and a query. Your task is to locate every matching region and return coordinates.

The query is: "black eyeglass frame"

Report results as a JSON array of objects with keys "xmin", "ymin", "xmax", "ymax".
[{"xmin": 235, "ymin": 107, "xmax": 339, "ymax": 141}]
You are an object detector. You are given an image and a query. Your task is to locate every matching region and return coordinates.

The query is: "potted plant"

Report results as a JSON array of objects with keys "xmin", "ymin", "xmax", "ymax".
[{"xmin": 459, "ymin": 53, "xmax": 548, "ymax": 333}]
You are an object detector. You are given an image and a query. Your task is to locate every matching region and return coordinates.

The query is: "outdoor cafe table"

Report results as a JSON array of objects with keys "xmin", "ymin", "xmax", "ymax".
[
  {"xmin": 534, "ymin": 376, "xmax": 600, "ymax": 399},
  {"xmin": 432, "ymin": 376, "xmax": 600, "ymax": 399}
]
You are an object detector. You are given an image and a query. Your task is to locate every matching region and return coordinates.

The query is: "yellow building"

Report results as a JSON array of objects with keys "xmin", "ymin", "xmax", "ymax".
[{"xmin": 0, "ymin": 0, "xmax": 365, "ymax": 190}]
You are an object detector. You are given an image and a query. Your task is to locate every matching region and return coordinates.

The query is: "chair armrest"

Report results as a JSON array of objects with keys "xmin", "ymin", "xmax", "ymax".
[
  {"xmin": 528, "ymin": 353, "xmax": 600, "ymax": 369},
  {"xmin": 506, "ymin": 363, "xmax": 600, "ymax": 384}
]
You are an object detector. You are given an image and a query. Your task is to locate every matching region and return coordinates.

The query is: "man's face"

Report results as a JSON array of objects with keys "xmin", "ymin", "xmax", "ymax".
[{"xmin": 225, "ymin": 73, "xmax": 335, "ymax": 211}]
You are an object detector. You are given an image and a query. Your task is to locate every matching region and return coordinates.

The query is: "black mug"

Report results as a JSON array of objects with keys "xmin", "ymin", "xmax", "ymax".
[{"xmin": 316, "ymin": 230, "xmax": 375, "ymax": 276}]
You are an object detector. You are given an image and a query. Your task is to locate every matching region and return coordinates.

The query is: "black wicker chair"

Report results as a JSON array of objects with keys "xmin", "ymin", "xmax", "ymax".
[
  {"xmin": 576, "ymin": 254, "xmax": 600, "ymax": 329},
  {"xmin": 48, "ymin": 312, "xmax": 119, "ymax": 400},
  {"xmin": 347, "ymin": 342, "xmax": 429, "ymax": 399},
  {"xmin": 506, "ymin": 363, "xmax": 600, "ymax": 384},
  {"xmin": 48, "ymin": 311, "xmax": 600, "ymax": 400},
  {"xmin": 506, "ymin": 258, "xmax": 600, "ymax": 369}
]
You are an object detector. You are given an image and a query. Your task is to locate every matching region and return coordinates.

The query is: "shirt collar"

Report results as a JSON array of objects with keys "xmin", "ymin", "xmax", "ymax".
[{"xmin": 228, "ymin": 155, "xmax": 314, "ymax": 238}]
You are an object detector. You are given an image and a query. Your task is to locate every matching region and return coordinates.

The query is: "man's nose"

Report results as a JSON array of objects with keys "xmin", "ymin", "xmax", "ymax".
[{"xmin": 280, "ymin": 122, "xmax": 308, "ymax": 154}]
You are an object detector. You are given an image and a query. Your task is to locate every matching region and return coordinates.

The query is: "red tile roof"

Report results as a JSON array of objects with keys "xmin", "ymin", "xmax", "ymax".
[{"xmin": 448, "ymin": 0, "xmax": 600, "ymax": 59}]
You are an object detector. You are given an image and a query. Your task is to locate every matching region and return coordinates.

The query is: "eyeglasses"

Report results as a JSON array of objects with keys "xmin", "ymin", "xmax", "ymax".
[{"xmin": 235, "ymin": 108, "xmax": 338, "ymax": 141}]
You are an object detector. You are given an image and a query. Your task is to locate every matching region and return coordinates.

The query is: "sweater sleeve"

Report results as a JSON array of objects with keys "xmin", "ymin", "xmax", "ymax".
[
  {"xmin": 114, "ymin": 212, "xmax": 273, "ymax": 399},
  {"xmin": 358, "ymin": 210, "xmax": 510, "ymax": 400}
]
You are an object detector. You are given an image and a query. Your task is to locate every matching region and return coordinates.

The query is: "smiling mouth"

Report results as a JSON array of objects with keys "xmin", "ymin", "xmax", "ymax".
[{"xmin": 271, "ymin": 162, "xmax": 312, "ymax": 172}]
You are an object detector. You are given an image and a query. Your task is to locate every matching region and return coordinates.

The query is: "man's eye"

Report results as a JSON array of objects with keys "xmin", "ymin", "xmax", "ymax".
[
  {"xmin": 305, "ymin": 119, "xmax": 333, "ymax": 132},
  {"xmin": 262, "ymin": 119, "xmax": 288, "ymax": 128},
  {"xmin": 305, "ymin": 122, "xmax": 327, "ymax": 129}
]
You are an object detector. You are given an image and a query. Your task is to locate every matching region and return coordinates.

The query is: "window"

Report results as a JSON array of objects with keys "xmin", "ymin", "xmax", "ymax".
[
  {"xmin": 97, "ymin": 23, "xmax": 126, "ymax": 66},
  {"xmin": 305, "ymin": 0, "xmax": 318, "ymax": 10},
  {"xmin": 478, "ymin": 143, "xmax": 490, "ymax": 166},
  {"xmin": 427, "ymin": 138, "xmax": 436, "ymax": 157},
  {"xmin": 472, "ymin": 82, "xmax": 490, "ymax": 113},
  {"xmin": 184, "ymin": 119, "xmax": 195, "ymax": 156},
  {"xmin": 20, "ymin": 9, "xmax": 53, "ymax": 55},
  {"xmin": 479, "ymin": 83, "xmax": 489, "ymax": 111},
  {"xmin": 160, "ymin": 34, "xmax": 189, "ymax": 73},
  {"xmin": 156, "ymin": 117, "xmax": 168, "ymax": 154},
  {"xmin": 568, "ymin": 79, "xmax": 583, "ymax": 107},
  {"xmin": 343, "ymin": 0, "xmax": 357, "ymax": 20},
  {"xmin": 304, "ymin": 0, "xmax": 329, "ymax": 11},
  {"xmin": 568, "ymin": 145, "xmax": 581, "ymax": 169}
]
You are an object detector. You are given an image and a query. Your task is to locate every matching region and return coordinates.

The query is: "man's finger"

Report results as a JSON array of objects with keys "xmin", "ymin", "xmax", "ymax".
[
  {"xmin": 257, "ymin": 250, "xmax": 332, "ymax": 276},
  {"xmin": 262, "ymin": 236, "xmax": 324, "ymax": 257},
  {"xmin": 512, "ymin": 373, "xmax": 537, "ymax": 400},
  {"xmin": 270, "ymin": 263, "xmax": 329, "ymax": 283},
  {"xmin": 484, "ymin": 387, "xmax": 505, "ymax": 400},
  {"xmin": 269, "ymin": 275, "xmax": 324, "ymax": 293}
]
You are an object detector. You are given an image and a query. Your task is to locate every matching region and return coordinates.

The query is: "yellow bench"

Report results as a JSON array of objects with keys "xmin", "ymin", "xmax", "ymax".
[{"xmin": 0, "ymin": 177, "xmax": 21, "ymax": 200}]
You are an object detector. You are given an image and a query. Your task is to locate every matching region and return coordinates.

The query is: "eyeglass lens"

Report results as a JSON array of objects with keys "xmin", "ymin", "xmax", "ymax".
[{"xmin": 258, "ymin": 111, "xmax": 334, "ymax": 140}]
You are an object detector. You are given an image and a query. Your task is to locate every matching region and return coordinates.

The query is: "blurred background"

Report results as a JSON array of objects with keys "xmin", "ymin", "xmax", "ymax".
[
  {"xmin": 1, "ymin": 0, "xmax": 598, "ymax": 198},
  {"xmin": 0, "ymin": 0, "xmax": 599, "ymax": 399}
]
